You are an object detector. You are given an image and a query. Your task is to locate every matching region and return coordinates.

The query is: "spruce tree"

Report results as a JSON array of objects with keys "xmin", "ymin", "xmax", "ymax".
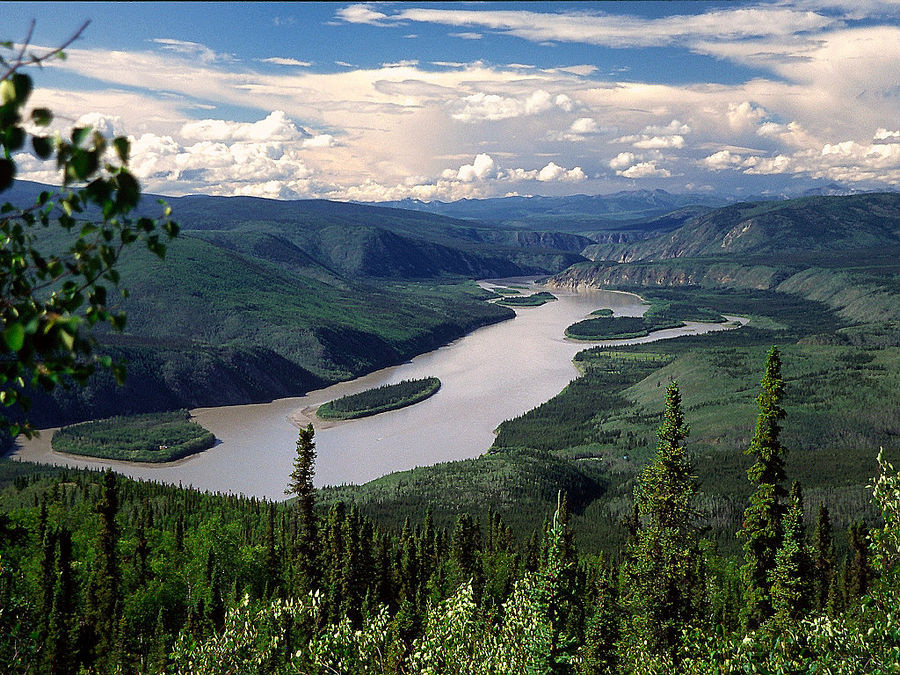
[
  {"xmin": 812, "ymin": 502, "xmax": 836, "ymax": 613},
  {"xmin": 285, "ymin": 424, "xmax": 318, "ymax": 595},
  {"xmin": 769, "ymin": 482, "xmax": 813, "ymax": 629},
  {"xmin": 46, "ymin": 527, "xmax": 76, "ymax": 675},
  {"xmin": 846, "ymin": 520, "xmax": 871, "ymax": 601},
  {"xmin": 622, "ymin": 381, "xmax": 705, "ymax": 661},
  {"xmin": 88, "ymin": 470, "xmax": 121, "ymax": 671},
  {"xmin": 739, "ymin": 346, "xmax": 788, "ymax": 629}
]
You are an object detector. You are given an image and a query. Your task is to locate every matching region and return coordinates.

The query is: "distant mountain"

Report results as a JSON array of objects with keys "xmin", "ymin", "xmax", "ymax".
[
  {"xmin": 581, "ymin": 193, "xmax": 900, "ymax": 263},
  {"xmin": 551, "ymin": 193, "xmax": 900, "ymax": 325},
  {"xmin": 365, "ymin": 190, "xmax": 729, "ymax": 233}
]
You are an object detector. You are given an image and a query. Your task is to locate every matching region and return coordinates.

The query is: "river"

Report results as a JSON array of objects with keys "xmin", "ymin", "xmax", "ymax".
[{"xmin": 9, "ymin": 282, "xmax": 746, "ymax": 499}]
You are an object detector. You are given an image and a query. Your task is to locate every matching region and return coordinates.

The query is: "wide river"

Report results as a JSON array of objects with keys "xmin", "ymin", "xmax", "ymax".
[{"xmin": 10, "ymin": 282, "xmax": 745, "ymax": 499}]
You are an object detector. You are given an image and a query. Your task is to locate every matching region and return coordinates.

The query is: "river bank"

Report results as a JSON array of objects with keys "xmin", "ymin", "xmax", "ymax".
[{"xmin": 8, "ymin": 283, "xmax": 746, "ymax": 498}]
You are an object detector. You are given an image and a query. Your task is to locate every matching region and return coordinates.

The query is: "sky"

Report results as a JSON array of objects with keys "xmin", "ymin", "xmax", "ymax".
[{"xmin": 5, "ymin": 1, "xmax": 900, "ymax": 201}]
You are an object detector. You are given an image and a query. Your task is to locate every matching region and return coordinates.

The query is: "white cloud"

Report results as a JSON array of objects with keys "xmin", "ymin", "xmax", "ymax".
[
  {"xmin": 151, "ymin": 38, "xmax": 233, "ymax": 63},
  {"xmin": 608, "ymin": 152, "xmax": 637, "ymax": 170},
  {"xmin": 617, "ymin": 161, "xmax": 671, "ymax": 178},
  {"xmin": 342, "ymin": 5, "xmax": 838, "ymax": 48},
  {"xmin": 726, "ymin": 101, "xmax": 768, "ymax": 132},
  {"xmin": 74, "ymin": 112, "xmax": 127, "ymax": 138},
  {"xmin": 454, "ymin": 153, "xmax": 497, "ymax": 181},
  {"xmin": 537, "ymin": 161, "xmax": 585, "ymax": 182},
  {"xmin": 450, "ymin": 89, "xmax": 563, "ymax": 122},
  {"xmin": 181, "ymin": 111, "xmax": 305, "ymax": 142},
  {"xmin": 570, "ymin": 118, "xmax": 601, "ymax": 135},
  {"xmin": 335, "ymin": 4, "xmax": 389, "ymax": 25},
  {"xmin": 449, "ymin": 32, "xmax": 483, "ymax": 40},
  {"xmin": 260, "ymin": 57, "xmax": 312, "ymax": 67},
  {"xmin": 633, "ymin": 135, "xmax": 685, "ymax": 149},
  {"xmin": 757, "ymin": 120, "xmax": 818, "ymax": 148},
  {"xmin": 874, "ymin": 128, "xmax": 899, "ymax": 140},
  {"xmin": 702, "ymin": 149, "xmax": 747, "ymax": 171}
]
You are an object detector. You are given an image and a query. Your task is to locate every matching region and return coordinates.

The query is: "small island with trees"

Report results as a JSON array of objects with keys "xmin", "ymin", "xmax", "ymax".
[
  {"xmin": 317, "ymin": 377, "xmax": 442, "ymax": 420},
  {"xmin": 496, "ymin": 291, "xmax": 557, "ymax": 307},
  {"xmin": 51, "ymin": 410, "xmax": 216, "ymax": 463},
  {"xmin": 566, "ymin": 299, "xmax": 726, "ymax": 340}
]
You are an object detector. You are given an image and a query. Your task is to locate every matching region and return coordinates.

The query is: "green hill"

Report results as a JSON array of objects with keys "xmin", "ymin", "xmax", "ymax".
[{"xmin": 582, "ymin": 193, "xmax": 900, "ymax": 262}]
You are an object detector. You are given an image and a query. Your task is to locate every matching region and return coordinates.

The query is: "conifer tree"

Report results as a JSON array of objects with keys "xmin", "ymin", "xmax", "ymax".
[
  {"xmin": 622, "ymin": 381, "xmax": 705, "ymax": 661},
  {"xmin": 88, "ymin": 470, "xmax": 121, "ymax": 671},
  {"xmin": 769, "ymin": 482, "xmax": 812, "ymax": 629},
  {"xmin": 812, "ymin": 502, "xmax": 836, "ymax": 613},
  {"xmin": 529, "ymin": 494, "xmax": 580, "ymax": 675},
  {"xmin": 739, "ymin": 346, "xmax": 788, "ymax": 629},
  {"xmin": 46, "ymin": 527, "xmax": 76, "ymax": 675},
  {"xmin": 286, "ymin": 424, "xmax": 318, "ymax": 595},
  {"xmin": 846, "ymin": 520, "xmax": 871, "ymax": 601}
]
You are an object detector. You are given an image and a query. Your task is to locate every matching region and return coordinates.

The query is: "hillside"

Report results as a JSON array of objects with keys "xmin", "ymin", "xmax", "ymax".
[
  {"xmin": 581, "ymin": 193, "xmax": 900, "ymax": 262},
  {"xmin": 369, "ymin": 189, "xmax": 726, "ymax": 233},
  {"xmin": 10, "ymin": 186, "xmax": 598, "ymax": 426},
  {"xmin": 555, "ymin": 193, "xmax": 900, "ymax": 326}
]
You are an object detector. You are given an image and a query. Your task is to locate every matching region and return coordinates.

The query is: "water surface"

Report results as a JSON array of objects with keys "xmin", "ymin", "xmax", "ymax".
[{"xmin": 10, "ymin": 283, "xmax": 744, "ymax": 499}]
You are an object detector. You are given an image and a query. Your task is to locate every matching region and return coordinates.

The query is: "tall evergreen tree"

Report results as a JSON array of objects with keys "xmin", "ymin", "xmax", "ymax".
[
  {"xmin": 739, "ymin": 346, "xmax": 789, "ymax": 629},
  {"xmin": 846, "ymin": 520, "xmax": 871, "ymax": 601},
  {"xmin": 622, "ymin": 381, "xmax": 705, "ymax": 662},
  {"xmin": 286, "ymin": 424, "xmax": 318, "ymax": 595},
  {"xmin": 812, "ymin": 502, "xmax": 836, "ymax": 613},
  {"xmin": 88, "ymin": 470, "xmax": 121, "ymax": 671},
  {"xmin": 47, "ymin": 526, "xmax": 77, "ymax": 675},
  {"xmin": 769, "ymin": 482, "xmax": 813, "ymax": 629}
]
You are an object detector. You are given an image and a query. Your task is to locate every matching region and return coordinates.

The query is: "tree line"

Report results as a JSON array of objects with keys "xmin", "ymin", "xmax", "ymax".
[{"xmin": 1, "ymin": 347, "xmax": 897, "ymax": 673}]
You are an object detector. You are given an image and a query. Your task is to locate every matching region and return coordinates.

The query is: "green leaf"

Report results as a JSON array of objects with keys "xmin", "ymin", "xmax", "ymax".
[
  {"xmin": 11, "ymin": 73, "xmax": 32, "ymax": 104},
  {"xmin": 32, "ymin": 135, "xmax": 53, "ymax": 160},
  {"xmin": 3, "ymin": 322, "xmax": 25, "ymax": 351},
  {"xmin": 5, "ymin": 125, "xmax": 25, "ymax": 151},
  {"xmin": 113, "ymin": 136, "xmax": 130, "ymax": 163},
  {"xmin": 0, "ymin": 158, "xmax": 14, "ymax": 192},
  {"xmin": 30, "ymin": 107, "xmax": 53, "ymax": 126},
  {"xmin": 71, "ymin": 126, "xmax": 91, "ymax": 147},
  {"xmin": 115, "ymin": 171, "xmax": 140, "ymax": 209},
  {"xmin": 0, "ymin": 79, "xmax": 15, "ymax": 105}
]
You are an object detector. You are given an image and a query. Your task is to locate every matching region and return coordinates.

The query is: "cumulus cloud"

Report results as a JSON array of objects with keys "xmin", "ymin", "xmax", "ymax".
[
  {"xmin": 617, "ymin": 161, "xmax": 671, "ymax": 178},
  {"xmin": 452, "ymin": 153, "xmax": 498, "ymax": 181},
  {"xmin": 727, "ymin": 101, "xmax": 769, "ymax": 132},
  {"xmin": 702, "ymin": 149, "xmax": 748, "ymax": 171},
  {"xmin": 609, "ymin": 152, "xmax": 637, "ymax": 170},
  {"xmin": 537, "ymin": 162, "xmax": 585, "ymax": 182},
  {"xmin": 702, "ymin": 135, "xmax": 900, "ymax": 185},
  {"xmin": 616, "ymin": 119, "xmax": 689, "ymax": 149},
  {"xmin": 450, "ymin": 89, "xmax": 566, "ymax": 122},
  {"xmin": 335, "ymin": 4, "xmax": 389, "ymax": 25}
]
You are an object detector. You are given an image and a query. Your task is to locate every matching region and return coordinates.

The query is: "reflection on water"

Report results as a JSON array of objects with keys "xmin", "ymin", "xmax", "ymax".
[{"xmin": 10, "ymin": 283, "xmax": 744, "ymax": 500}]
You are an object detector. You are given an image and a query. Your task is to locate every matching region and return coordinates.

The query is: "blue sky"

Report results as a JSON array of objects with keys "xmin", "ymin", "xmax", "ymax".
[{"xmin": 5, "ymin": 1, "xmax": 899, "ymax": 200}]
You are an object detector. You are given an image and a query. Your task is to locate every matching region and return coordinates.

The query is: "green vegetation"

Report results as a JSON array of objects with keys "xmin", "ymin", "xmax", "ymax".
[
  {"xmin": 317, "ymin": 377, "xmax": 441, "ymax": 420},
  {"xmin": 2, "ymin": 372, "xmax": 898, "ymax": 673},
  {"xmin": 51, "ymin": 410, "xmax": 215, "ymax": 462},
  {"xmin": 565, "ymin": 315, "xmax": 683, "ymax": 340},
  {"xmin": 0, "ymin": 31, "xmax": 178, "ymax": 437},
  {"xmin": 590, "ymin": 308, "xmax": 614, "ymax": 317},
  {"xmin": 491, "ymin": 286, "xmax": 522, "ymax": 295},
  {"xmin": 496, "ymin": 291, "xmax": 557, "ymax": 307}
]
